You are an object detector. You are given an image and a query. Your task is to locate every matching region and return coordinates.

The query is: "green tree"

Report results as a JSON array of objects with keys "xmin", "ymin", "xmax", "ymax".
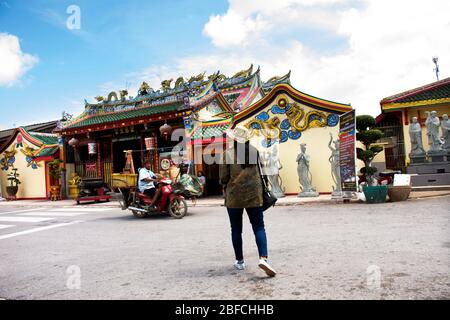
[
  {"xmin": 356, "ymin": 115, "xmax": 384, "ymax": 185},
  {"xmin": 48, "ymin": 159, "xmax": 63, "ymax": 185}
]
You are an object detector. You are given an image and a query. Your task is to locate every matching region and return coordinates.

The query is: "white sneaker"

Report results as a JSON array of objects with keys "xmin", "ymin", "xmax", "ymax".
[
  {"xmin": 258, "ymin": 259, "xmax": 276, "ymax": 277},
  {"xmin": 234, "ymin": 260, "xmax": 246, "ymax": 270}
]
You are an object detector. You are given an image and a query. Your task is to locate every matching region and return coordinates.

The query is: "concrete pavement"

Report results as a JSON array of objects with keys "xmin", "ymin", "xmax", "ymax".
[{"xmin": 0, "ymin": 196, "xmax": 449, "ymax": 299}]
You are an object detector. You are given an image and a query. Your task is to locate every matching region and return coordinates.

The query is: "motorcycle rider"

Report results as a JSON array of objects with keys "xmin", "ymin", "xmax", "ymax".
[{"xmin": 138, "ymin": 160, "xmax": 161, "ymax": 207}]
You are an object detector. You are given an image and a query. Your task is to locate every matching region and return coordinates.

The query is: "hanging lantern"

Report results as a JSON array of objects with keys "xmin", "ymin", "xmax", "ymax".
[
  {"xmin": 144, "ymin": 137, "xmax": 157, "ymax": 150},
  {"xmin": 88, "ymin": 142, "xmax": 97, "ymax": 155},
  {"xmin": 68, "ymin": 137, "xmax": 79, "ymax": 148},
  {"xmin": 159, "ymin": 121, "xmax": 172, "ymax": 140}
]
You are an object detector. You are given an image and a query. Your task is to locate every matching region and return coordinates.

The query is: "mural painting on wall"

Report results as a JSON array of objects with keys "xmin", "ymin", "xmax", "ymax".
[
  {"xmin": 244, "ymin": 98, "xmax": 340, "ymax": 148},
  {"xmin": 1, "ymin": 146, "xmax": 16, "ymax": 171},
  {"xmin": 1, "ymin": 135, "xmax": 45, "ymax": 171},
  {"xmin": 20, "ymin": 141, "xmax": 43, "ymax": 169}
]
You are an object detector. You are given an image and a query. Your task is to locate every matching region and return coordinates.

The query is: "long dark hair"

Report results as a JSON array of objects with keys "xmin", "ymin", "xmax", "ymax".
[{"xmin": 234, "ymin": 140, "xmax": 258, "ymax": 169}]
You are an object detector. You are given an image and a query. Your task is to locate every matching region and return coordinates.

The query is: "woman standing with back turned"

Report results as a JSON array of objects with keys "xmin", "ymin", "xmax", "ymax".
[{"xmin": 219, "ymin": 127, "xmax": 276, "ymax": 277}]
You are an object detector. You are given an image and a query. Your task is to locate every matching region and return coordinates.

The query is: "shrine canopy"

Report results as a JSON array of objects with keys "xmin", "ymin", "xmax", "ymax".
[
  {"xmin": 0, "ymin": 127, "xmax": 59, "ymax": 165},
  {"xmin": 57, "ymin": 64, "xmax": 291, "ymax": 136},
  {"xmin": 0, "ymin": 127, "xmax": 59, "ymax": 200},
  {"xmin": 380, "ymin": 77, "xmax": 450, "ymax": 111}
]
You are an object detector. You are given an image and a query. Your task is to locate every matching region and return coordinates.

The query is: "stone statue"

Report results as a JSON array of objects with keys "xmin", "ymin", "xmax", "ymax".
[
  {"xmin": 441, "ymin": 114, "xmax": 450, "ymax": 152},
  {"xmin": 328, "ymin": 133, "xmax": 341, "ymax": 194},
  {"xmin": 425, "ymin": 111, "xmax": 443, "ymax": 153},
  {"xmin": 409, "ymin": 117, "xmax": 425, "ymax": 156},
  {"xmin": 296, "ymin": 143, "xmax": 319, "ymax": 197},
  {"xmin": 261, "ymin": 145, "xmax": 285, "ymax": 198}
]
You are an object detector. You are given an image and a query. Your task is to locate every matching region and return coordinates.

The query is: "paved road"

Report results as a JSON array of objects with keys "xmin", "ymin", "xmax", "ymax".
[{"xmin": 0, "ymin": 196, "xmax": 449, "ymax": 300}]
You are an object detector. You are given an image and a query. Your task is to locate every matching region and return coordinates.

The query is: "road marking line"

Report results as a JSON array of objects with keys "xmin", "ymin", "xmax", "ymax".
[
  {"xmin": 0, "ymin": 224, "xmax": 15, "ymax": 230},
  {"xmin": 0, "ymin": 216, "xmax": 54, "ymax": 223},
  {"xmin": 0, "ymin": 208, "xmax": 43, "ymax": 215},
  {"xmin": 48, "ymin": 208, "xmax": 111, "ymax": 212},
  {"xmin": 0, "ymin": 220, "xmax": 83, "ymax": 241},
  {"xmin": 18, "ymin": 212, "xmax": 91, "ymax": 217}
]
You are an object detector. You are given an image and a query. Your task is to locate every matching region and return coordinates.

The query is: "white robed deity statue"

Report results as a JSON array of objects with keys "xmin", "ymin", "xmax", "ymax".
[
  {"xmin": 425, "ymin": 111, "xmax": 443, "ymax": 153},
  {"xmin": 409, "ymin": 117, "xmax": 425, "ymax": 156},
  {"xmin": 261, "ymin": 144, "xmax": 285, "ymax": 198},
  {"xmin": 296, "ymin": 143, "xmax": 319, "ymax": 197},
  {"xmin": 441, "ymin": 114, "xmax": 450, "ymax": 152},
  {"xmin": 328, "ymin": 133, "xmax": 342, "ymax": 194}
]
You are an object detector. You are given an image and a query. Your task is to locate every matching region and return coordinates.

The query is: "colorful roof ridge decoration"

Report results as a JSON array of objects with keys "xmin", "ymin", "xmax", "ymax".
[
  {"xmin": 60, "ymin": 65, "xmax": 280, "ymax": 132},
  {"xmin": 234, "ymin": 83, "xmax": 352, "ymax": 123},
  {"xmin": 0, "ymin": 127, "xmax": 59, "ymax": 155},
  {"xmin": 187, "ymin": 117, "xmax": 235, "ymax": 140},
  {"xmin": 62, "ymin": 102, "xmax": 183, "ymax": 130},
  {"xmin": 262, "ymin": 70, "xmax": 291, "ymax": 93},
  {"xmin": 380, "ymin": 77, "xmax": 450, "ymax": 110},
  {"xmin": 230, "ymin": 70, "xmax": 264, "ymax": 111}
]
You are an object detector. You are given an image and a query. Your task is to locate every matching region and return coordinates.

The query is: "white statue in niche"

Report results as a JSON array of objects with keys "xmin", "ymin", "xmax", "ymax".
[
  {"xmin": 328, "ymin": 133, "xmax": 342, "ymax": 195},
  {"xmin": 441, "ymin": 114, "xmax": 450, "ymax": 152},
  {"xmin": 409, "ymin": 117, "xmax": 425, "ymax": 156},
  {"xmin": 296, "ymin": 143, "xmax": 319, "ymax": 197},
  {"xmin": 261, "ymin": 144, "xmax": 285, "ymax": 198},
  {"xmin": 425, "ymin": 111, "xmax": 443, "ymax": 153}
]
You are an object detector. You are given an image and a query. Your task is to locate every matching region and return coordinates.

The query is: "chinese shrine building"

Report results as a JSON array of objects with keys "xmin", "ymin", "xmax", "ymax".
[
  {"xmin": 59, "ymin": 65, "xmax": 352, "ymax": 195},
  {"xmin": 377, "ymin": 77, "xmax": 450, "ymax": 186},
  {"xmin": 0, "ymin": 127, "xmax": 59, "ymax": 199},
  {"xmin": 378, "ymin": 77, "xmax": 450, "ymax": 168}
]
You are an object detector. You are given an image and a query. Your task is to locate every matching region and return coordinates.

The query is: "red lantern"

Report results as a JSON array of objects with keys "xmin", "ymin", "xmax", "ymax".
[
  {"xmin": 144, "ymin": 137, "xmax": 157, "ymax": 150},
  {"xmin": 88, "ymin": 142, "xmax": 97, "ymax": 155},
  {"xmin": 68, "ymin": 137, "xmax": 79, "ymax": 148},
  {"xmin": 159, "ymin": 122, "xmax": 172, "ymax": 140}
]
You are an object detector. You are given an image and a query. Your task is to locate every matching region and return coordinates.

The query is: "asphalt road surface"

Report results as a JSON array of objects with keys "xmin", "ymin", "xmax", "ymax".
[{"xmin": 0, "ymin": 196, "xmax": 449, "ymax": 300}]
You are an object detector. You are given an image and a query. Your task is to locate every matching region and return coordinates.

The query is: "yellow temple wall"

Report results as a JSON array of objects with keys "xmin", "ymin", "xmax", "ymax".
[
  {"xmin": 0, "ymin": 138, "xmax": 48, "ymax": 199},
  {"xmin": 237, "ymin": 94, "xmax": 346, "ymax": 194},
  {"xmin": 275, "ymin": 125, "xmax": 340, "ymax": 194}
]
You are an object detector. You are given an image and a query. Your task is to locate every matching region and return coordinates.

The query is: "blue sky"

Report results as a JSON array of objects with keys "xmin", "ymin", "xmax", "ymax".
[
  {"xmin": 0, "ymin": 0, "xmax": 228, "ymax": 127},
  {"xmin": 1, "ymin": 0, "xmax": 449, "ymax": 129}
]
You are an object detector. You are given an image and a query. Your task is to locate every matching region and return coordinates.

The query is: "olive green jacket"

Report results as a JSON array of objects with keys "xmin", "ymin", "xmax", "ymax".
[{"xmin": 219, "ymin": 150, "xmax": 263, "ymax": 209}]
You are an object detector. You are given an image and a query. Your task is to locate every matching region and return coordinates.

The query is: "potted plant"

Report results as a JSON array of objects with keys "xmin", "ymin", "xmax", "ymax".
[
  {"xmin": 6, "ymin": 168, "xmax": 21, "ymax": 199},
  {"xmin": 48, "ymin": 159, "xmax": 63, "ymax": 201},
  {"xmin": 356, "ymin": 115, "xmax": 387, "ymax": 203}
]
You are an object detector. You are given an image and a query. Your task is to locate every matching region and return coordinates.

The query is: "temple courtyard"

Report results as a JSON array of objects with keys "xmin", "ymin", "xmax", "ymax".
[{"xmin": 0, "ymin": 195, "xmax": 449, "ymax": 300}]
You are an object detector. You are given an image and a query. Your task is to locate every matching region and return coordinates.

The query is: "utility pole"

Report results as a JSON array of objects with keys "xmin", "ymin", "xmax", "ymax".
[{"xmin": 432, "ymin": 57, "xmax": 440, "ymax": 81}]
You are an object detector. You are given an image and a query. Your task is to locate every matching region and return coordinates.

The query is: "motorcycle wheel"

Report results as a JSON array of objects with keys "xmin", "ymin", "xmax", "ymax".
[
  {"xmin": 130, "ymin": 202, "xmax": 147, "ymax": 218},
  {"xmin": 118, "ymin": 188, "xmax": 128, "ymax": 210},
  {"xmin": 168, "ymin": 198, "xmax": 187, "ymax": 219},
  {"xmin": 132, "ymin": 209, "xmax": 147, "ymax": 218}
]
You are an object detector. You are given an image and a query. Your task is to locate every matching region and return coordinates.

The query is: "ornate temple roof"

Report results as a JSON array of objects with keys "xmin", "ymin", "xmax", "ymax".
[
  {"xmin": 0, "ymin": 127, "xmax": 59, "ymax": 156},
  {"xmin": 380, "ymin": 77, "xmax": 450, "ymax": 110},
  {"xmin": 58, "ymin": 65, "xmax": 298, "ymax": 134}
]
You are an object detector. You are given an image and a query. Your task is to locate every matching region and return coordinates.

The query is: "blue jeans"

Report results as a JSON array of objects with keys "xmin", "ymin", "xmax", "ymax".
[{"xmin": 227, "ymin": 207, "xmax": 268, "ymax": 261}]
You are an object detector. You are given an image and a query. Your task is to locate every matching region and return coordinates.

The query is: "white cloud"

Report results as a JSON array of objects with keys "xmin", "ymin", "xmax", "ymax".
[
  {"xmin": 126, "ymin": 0, "xmax": 450, "ymax": 116},
  {"xmin": 0, "ymin": 33, "xmax": 39, "ymax": 86}
]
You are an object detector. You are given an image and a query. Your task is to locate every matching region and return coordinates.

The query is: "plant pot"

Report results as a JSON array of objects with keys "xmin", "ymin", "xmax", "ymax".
[
  {"xmin": 388, "ymin": 185, "xmax": 411, "ymax": 202},
  {"xmin": 363, "ymin": 185, "xmax": 388, "ymax": 204},
  {"xmin": 50, "ymin": 185, "xmax": 61, "ymax": 201},
  {"xmin": 68, "ymin": 184, "xmax": 80, "ymax": 199},
  {"xmin": 6, "ymin": 186, "xmax": 18, "ymax": 197}
]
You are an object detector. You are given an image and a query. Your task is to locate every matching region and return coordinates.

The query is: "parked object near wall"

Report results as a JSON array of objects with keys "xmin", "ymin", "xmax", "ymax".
[
  {"xmin": 387, "ymin": 174, "xmax": 412, "ymax": 202},
  {"xmin": 68, "ymin": 172, "xmax": 81, "ymax": 199}
]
